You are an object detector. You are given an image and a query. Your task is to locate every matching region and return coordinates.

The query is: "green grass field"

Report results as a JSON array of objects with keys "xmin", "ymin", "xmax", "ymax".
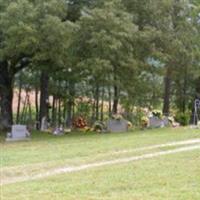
[{"xmin": 1, "ymin": 128, "xmax": 200, "ymax": 200}]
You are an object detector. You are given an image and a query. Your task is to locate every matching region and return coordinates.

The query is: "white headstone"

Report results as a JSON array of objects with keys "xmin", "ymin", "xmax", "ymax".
[
  {"xmin": 6, "ymin": 125, "xmax": 30, "ymax": 142},
  {"xmin": 41, "ymin": 117, "xmax": 48, "ymax": 131}
]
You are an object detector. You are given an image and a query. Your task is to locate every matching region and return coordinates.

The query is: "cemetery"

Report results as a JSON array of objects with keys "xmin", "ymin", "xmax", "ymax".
[{"xmin": 0, "ymin": 0, "xmax": 200, "ymax": 199}]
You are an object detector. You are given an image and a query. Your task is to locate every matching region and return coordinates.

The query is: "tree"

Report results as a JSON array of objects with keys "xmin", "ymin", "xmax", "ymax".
[
  {"xmin": 73, "ymin": 0, "xmax": 138, "ymax": 114},
  {"xmin": 0, "ymin": 0, "xmax": 36, "ymax": 128},
  {"xmin": 0, "ymin": 0, "xmax": 73, "ymax": 129},
  {"xmin": 124, "ymin": 0, "xmax": 198, "ymax": 115}
]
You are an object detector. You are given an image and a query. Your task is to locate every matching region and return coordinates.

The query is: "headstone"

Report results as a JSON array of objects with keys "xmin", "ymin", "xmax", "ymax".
[
  {"xmin": 162, "ymin": 117, "xmax": 169, "ymax": 126},
  {"xmin": 6, "ymin": 125, "xmax": 30, "ymax": 142},
  {"xmin": 149, "ymin": 117, "xmax": 168, "ymax": 128},
  {"xmin": 107, "ymin": 119, "xmax": 128, "ymax": 133},
  {"xmin": 41, "ymin": 117, "xmax": 48, "ymax": 131}
]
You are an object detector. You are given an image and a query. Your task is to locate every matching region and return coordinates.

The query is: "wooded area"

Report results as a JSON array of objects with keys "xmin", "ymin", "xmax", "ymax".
[{"xmin": 0, "ymin": 0, "xmax": 200, "ymax": 130}]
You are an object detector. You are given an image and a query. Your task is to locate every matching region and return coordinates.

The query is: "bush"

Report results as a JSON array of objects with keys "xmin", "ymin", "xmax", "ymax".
[
  {"xmin": 93, "ymin": 121, "xmax": 106, "ymax": 132},
  {"xmin": 175, "ymin": 112, "xmax": 190, "ymax": 126}
]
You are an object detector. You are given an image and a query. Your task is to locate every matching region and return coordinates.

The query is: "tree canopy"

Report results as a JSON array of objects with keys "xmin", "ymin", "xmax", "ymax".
[{"xmin": 0, "ymin": 0, "xmax": 199, "ymax": 129}]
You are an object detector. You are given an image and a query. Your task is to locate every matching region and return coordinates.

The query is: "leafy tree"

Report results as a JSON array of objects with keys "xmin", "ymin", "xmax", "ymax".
[
  {"xmin": 0, "ymin": 0, "xmax": 73, "ymax": 128},
  {"xmin": 73, "ymin": 0, "xmax": 138, "ymax": 114}
]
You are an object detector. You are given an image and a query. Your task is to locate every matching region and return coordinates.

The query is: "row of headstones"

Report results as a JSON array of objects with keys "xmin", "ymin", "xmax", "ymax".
[
  {"xmin": 6, "ymin": 121, "xmax": 127, "ymax": 142},
  {"xmin": 98, "ymin": 117, "xmax": 170, "ymax": 132},
  {"xmin": 6, "ymin": 117, "xmax": 169, "ymax": 142}
]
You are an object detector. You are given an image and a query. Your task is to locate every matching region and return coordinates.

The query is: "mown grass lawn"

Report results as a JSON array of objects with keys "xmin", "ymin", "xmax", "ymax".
[{"xmin": 1, "ymin": 127, "xmax": 200, "ymax": 200}]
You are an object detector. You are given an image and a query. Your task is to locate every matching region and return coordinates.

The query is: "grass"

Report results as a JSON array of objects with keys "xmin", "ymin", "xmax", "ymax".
[{"xmin": 1, "ymin": 127, "xmax": 200, "ymax": 199}]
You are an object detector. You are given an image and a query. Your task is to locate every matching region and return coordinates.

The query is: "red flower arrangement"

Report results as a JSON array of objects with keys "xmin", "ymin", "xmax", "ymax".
[{"xmin": 73, "ymin": 116, "xmax": 87, "ymax": 129}]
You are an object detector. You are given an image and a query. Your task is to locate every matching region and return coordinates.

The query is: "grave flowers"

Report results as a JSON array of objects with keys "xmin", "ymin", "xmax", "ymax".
[
  {"xmin": 141, "ymin": 116, "xmax": 149, "ymax": 128},
  {"xmin": 152, "ymin": 110, "xmax": 162, "ymax": 119},
  {"xmin": 73, "ymin": 116, "xmax": 87, "ymax": 129},
  {"xmin": 112, "ymin": 114, "xmax": 123, "ymax": 121}
]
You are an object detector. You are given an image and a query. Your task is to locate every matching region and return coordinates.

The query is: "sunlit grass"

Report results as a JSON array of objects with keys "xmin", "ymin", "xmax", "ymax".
[{"xmin": 1, "ymin": 127, "xmax": 200, "ymax": 200}]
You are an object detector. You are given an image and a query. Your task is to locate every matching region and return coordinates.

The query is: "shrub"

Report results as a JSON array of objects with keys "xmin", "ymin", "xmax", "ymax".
[
  {"xmin": 133, "ymin": 107, "xmax": 148, "ymax": 127},
  {"xmin": 93, "ymin": 121, "xmax": 106, "ymax": 132},
  {"xmin": 175, "ymin": 112, "xmax": 190, "ymax": 126}
]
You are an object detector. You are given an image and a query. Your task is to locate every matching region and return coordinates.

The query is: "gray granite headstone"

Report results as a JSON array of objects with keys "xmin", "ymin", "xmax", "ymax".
[
  {"xmin": 6, "ymin": 125, "xmax": 30, "ymax": 142},
  {"xmin": 107, "ymin": 119, "xmax": 128, "ymax": 133},
  {"xmin": 149, "ymin": 117, "xmax": 168, "ymax": 128},
  {"xmin": 149, "ymin": 117, "xmax": 162, "ymax": 128}
]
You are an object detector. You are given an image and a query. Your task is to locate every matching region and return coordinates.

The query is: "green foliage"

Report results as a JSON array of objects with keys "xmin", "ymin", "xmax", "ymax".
[
  {"xmin": 1, "ymin": 0, "xmax": 200, "ymax": 128},
  {"xmin": 175, "ymin": 112, "xmax": 191, "ymax": 126},
  {"xmin": 0, "ymin": 0, "xmax": 73, "ymax": 65},
  {"xmin": 73, "ymin": 0, "xmax": 138, "ymax": 80},
  {"xmin": 93, "ymin": 121, "xmax": 106, "ymax": 132},
  {"xmin": 76, "ymin": 99, "xmax": 92, "ymax": 118}
]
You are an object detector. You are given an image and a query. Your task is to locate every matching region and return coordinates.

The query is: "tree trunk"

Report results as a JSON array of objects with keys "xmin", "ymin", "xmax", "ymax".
[
  {"xmin": 27, "ymin": 92, "xmax": 32, "ymax": 124},
  {"xmin": 21, "ymin": 93, "xmax": 28, "ymax": 124},
  {"xmin": 181, "ymin": 66, "xmax": 188, "ymax": 113},
  {"xmin": 100, "ymin": 87, "xmax": 105, "ymax": 121},
  {"xmin": 58, "ymin": 97, "xmax": 62, "ymax": 126},
  {"xmin": 63, "ymin": 98, "xmax": 67, "ymax": 120},
  {"xmin": 35, "ymin": 87, "xmax": 39, "ymax": 129},
  {"xmin": 108, "ymin": 86, "xmax": 112, "ymax": 117},
  {"xmin": 16, "ymin": 75, "xmax": 22, "ymax": 124},
  {"xmin": 163, "ymin": 67, "xmax": 172, "ymax": 116},
  {"xmin": 95, "ymin": 84, "xmax": 100, "ymax": 120},
  {"xmin": 0, "ymin": 61, "xmax": 14, "ymax": 129},
  {"xmin": 66, "ymin": 100, "xmax": 73, "ymax": 128},
  {"xmin": 52, "ymin": 95, "xmax": 56, "ymax": 127},
  {"xmin": 112, "ymin": 85, "xmax": 119, "ymax": 114},
  {"xmin": 55, "ymin": 98, "xmax": 58, "ymax": 126},
  {"xmin": 66, "ymin": 82, "xmax": 75, "ymax": 128},
  {"xmin": 39, "ymin": 71, "xmax": 49, "ymax": 128}
]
